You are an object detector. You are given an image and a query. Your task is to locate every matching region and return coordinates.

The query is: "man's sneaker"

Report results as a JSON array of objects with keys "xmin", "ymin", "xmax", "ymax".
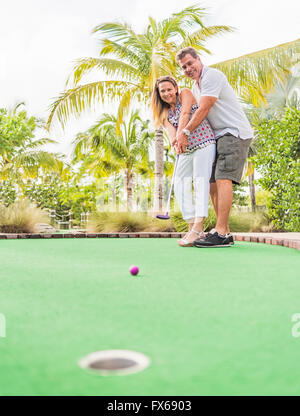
[
  {"xmin": 225, "ymin": 233, "xmax": 234, "ymax": 246},
  {"xmin": 193, "ymin": 229, "xmax": 232, "ymax": 248}
]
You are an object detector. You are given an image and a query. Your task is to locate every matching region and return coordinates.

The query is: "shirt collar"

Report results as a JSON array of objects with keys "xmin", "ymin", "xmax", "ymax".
[
  {"xmin": 200, "ymin": 65, "xmax": 209, "ymax": 80},
  {"xmin": 194, "ymin": 65, "xmax": 209, "ymax": 87}
]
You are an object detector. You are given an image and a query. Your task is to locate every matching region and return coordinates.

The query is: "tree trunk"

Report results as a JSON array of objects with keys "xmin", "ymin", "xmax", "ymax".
[
  {"xmin": 248, "ymin": 169, "xmax": 256, "ymax": 212},
  {"xmin": 126, "ymin": 168, "xmax": 133, "ymax": 211},
  {"xmin": 154, "ymin": 127, "xmax": 164, "ymax": 213}
]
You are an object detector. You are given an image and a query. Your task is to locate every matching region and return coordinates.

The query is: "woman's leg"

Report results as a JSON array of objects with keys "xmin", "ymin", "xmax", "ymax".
[
  {"xmin": 192, "ymin": 144, "xmax": 216, "ymax": 234},
  {"xmin": 174, "ymin": 153, "xmax": 195, "ymax": 225}
]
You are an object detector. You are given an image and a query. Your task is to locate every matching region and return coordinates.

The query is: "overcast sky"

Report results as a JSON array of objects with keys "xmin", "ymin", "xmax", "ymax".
[{"xmin": 1, "ymin": 0, "xmax": 299, "ymax": 157}]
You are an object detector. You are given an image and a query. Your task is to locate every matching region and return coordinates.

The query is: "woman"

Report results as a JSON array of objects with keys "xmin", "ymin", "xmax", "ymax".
[{"xmin": 151, "ymin": 76, "xmax": 216, "ymax": 247}]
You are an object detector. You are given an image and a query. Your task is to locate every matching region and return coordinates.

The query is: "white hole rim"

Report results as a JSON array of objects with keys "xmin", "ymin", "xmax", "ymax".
[{"xmin": 78, "ymin": 349, "xmax": 151, "ymax": 376}]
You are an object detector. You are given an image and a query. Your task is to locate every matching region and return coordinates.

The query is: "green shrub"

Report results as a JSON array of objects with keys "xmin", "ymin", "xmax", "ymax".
[
  {"xmin": 254, "ymin": 107, "xmax": 300, "ymax": 231},
  {"xmin": 255, "ymin": 189, "xmax": 272, "ymax": 207},
  {"xmin": 0, "ymin": 181, "xmax": 17, "ymax": 206},
  {"xmin": 0, "ymin": 200, "xmax": 49, "ymax": 233}
]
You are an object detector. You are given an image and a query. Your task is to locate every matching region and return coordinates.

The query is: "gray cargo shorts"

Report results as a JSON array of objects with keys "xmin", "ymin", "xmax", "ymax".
[{"xmin": 210, "ymin": 134, "xmax": 252, "ymax": 185}]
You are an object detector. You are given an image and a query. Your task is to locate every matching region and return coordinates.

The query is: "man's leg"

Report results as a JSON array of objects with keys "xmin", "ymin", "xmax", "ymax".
[
  {"xmin": 194, "ymin": 179, "xmax": 233, "ymax": 247},
  {"xmin": 194, "ymin": 135, "xmax": 252, "ymax": 247},
  {"xmin": 215, "ymin": 179, "xmax": 232, "ymax": 235},
  {"xmin": 210, "ymin": 182, "xmax": 218, "ymax": 218}
]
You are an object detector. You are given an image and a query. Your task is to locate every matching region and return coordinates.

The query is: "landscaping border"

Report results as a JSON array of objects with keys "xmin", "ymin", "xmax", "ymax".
[{"xmin": 0, "ymin": 232, "xmax": 299, "ymax": 251}]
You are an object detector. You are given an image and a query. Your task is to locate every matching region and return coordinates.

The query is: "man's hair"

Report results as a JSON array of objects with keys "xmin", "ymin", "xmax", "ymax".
[{"xmin": 176, "ymin": 47, "xmax": 198, "ymax": 62}]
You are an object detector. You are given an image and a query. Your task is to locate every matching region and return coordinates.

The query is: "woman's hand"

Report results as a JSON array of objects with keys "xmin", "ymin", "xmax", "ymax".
[
  {"xmin": 176, "ymin": 131, "xmax": 188, "ymax": 154},
  {"xmin": 171, "ymin": 137, "xmax": 177, "ymax": 147},
  {"xmin": 171, "ymin": 138, "xmax": 180, "ymax": 154}
]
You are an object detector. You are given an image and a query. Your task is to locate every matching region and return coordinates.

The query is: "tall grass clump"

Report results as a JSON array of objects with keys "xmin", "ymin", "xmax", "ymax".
[
  {"xmin": 171, "ymin": 208, "xmax": 217, "ymax": 232},
  {"xmin": 87, "ymin": 211, "xmax": 175, "ymax": 233},
  {"xmin": 229, "ymin": 209, "xmax": 276, "ymax": 232},
  {"xmin": 0, "ymin": 200, "xmax": 49, "ymax": 233},
  {"xmin": 86, "ymin": 208, "xmax": 275, "ymax": 233},
  {"xmin": 171, "ymin": 208, "xmax": 274, "ymax": 232}
]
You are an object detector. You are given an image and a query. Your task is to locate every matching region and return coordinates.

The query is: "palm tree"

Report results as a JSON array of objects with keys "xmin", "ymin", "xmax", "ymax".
[{"xmin": 72, "ymin": 109, "xmax": 154, "ymax": 210}]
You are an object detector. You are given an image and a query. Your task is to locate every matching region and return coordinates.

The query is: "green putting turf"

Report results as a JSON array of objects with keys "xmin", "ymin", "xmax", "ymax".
[{"xmin": 0, "ymin": 238, "xmax": 300, "ymax": 396}]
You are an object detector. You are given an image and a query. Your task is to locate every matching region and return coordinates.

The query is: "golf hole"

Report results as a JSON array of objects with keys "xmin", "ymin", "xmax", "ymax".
[{"xmin": 79, "ymin": 350, "xmax": 150, "ymax": 376}]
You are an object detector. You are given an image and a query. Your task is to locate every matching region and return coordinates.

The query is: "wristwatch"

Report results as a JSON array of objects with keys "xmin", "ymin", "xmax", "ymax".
[{"xmin": 182, "ymin": 128, "xmax": 190, "ymax": 136}]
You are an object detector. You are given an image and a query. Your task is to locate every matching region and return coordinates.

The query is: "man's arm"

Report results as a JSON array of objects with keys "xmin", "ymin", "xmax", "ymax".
[
  {"xmin": 177, "ymin": 89, "xmax": 195, "ymax": 135},
  {"xmin": 184, "ymin": 96, "xmax": 216, "ymax": 132},
  {"xmin": 176, "ymin": 95, "xmax": 216, "ymax": 154}
]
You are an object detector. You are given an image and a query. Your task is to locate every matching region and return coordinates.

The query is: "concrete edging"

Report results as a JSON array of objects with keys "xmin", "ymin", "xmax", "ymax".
[{"xmin": 0, "ymin": 232, "xmax": 299, "ymax": 251}]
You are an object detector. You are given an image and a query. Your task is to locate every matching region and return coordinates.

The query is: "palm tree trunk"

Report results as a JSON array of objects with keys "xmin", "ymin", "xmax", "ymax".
[
  {"xmin": 126, "ymin": 168, "xmax": 133, "ymax": 211},
  {"xmin": 248, "ymin": 169, "xmax": 256, "ymax": 212},
  {"xmin": 154, "ymin": 127, "xmax": 164, "ymax": 213}
]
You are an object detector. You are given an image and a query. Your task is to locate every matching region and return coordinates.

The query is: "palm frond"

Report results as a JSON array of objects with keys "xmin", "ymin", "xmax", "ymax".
[
  {"xmin": 25, "ymin": 138, "xmax": 57, "ymax": 148},
  {"xmin": 99, "ymin": 39, "xmax": 148, "ymax": 71},
  {"xmin": 94, "ymin": 22, "xmax": 152, "ymax": 68},
  {"xmin": 116, "ymin": 88, "xmax": 138, "ymax": 133},
  {"xmin": 179, "ymin": 25, "xmax": 235, "ymax": 51},
  {"xmin": 46, "ymin": 80, "xmax": 137, "ymax": 130},
  {"xmin": 66, "ymin": 58, "xmax": 141, "ymax": 87},
  {"xmin": 213, "ymin": 38, "xmax": 300, "ymax": 105}
]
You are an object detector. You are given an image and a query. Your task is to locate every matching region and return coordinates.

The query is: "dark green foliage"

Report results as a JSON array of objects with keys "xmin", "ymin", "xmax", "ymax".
[
  {"xmin": 24, "ymin": 177, "xmax": 68, "ymax": 215},
  {"xmin": 0, "ymin": 181, "xmax": 17, "ymax": 206},
  {"xmin": 24, "ymin": 176, "xmax": 97, "ymax": 223},
  {"xmin": 254, "ymin": 107, "xmax": 300, "ymax": 231},
  {"xmin": 0, "ymin": 108, "xmax": 36, "ymax": 156}
]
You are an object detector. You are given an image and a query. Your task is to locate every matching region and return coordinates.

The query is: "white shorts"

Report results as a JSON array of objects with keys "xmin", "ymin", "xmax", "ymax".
[{"xmin": 174, "ymin": 144, "xmax": 216, "ymax": 222}]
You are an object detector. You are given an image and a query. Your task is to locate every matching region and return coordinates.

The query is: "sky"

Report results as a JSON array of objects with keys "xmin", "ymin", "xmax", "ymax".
[{"xmin": 1, "ymin": 0, "xmax": 299, "ymax": 158}]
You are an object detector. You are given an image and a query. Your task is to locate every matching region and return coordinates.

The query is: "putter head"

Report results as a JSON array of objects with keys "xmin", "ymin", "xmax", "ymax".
[{"xmin": 156, "ymin": 213, "xmax": 170, "ymax": 220}]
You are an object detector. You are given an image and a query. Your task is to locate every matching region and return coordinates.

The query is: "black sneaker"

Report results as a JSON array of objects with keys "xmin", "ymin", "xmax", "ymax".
[
  {"xmin": 193, "ymin": 230, "xmax": 232, "ymax": 248},
  {"xmin": 225, "ymin": 233, "xmax": 234, "ymax": 246}
]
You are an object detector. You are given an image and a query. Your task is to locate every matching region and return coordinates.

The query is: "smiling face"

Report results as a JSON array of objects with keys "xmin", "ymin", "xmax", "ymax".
[
  {"xmin": 158, "ymin": 81, "xmax": 178, "ymax": 106},
  {"xmin": 178, "ymin": 53, "xmax": 203, "ymax": 81}
]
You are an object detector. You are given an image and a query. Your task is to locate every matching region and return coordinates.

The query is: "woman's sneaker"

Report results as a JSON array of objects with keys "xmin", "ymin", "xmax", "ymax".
[{"xmin": 193, "ymin": 229, "xmax": 232, "ymax": 248}]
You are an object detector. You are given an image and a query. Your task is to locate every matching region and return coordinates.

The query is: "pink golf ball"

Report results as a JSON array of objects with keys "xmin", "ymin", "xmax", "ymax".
[{"xmin": 130, "ymin": 265, "xmax": 139, "ymax": 276}]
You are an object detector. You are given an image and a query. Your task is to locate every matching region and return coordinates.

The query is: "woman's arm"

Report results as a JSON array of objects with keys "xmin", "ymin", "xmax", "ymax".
[{"xmin": 163, "ymin": 119, "xmax": 178, "ymax": 151}]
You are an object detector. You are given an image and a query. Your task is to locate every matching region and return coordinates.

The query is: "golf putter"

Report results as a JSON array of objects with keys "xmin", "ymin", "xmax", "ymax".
[{"xmin": 156, "ymin": 154, "xmax": 179, "ymax": 220}]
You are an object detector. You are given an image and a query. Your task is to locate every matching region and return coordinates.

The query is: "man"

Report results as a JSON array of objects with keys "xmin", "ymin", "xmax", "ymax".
[{"xmin": 175, "ymin": 47, "xmax": 253, "ymax": 248}]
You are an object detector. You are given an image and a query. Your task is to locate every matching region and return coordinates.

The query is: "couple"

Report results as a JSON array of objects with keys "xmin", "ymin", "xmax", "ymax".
[{"xmin": 151, "ymin": 47, "xmax": 253, "ymax": 248}]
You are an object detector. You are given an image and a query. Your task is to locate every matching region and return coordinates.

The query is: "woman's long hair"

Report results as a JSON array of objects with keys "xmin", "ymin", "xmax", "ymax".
[{"xmin": 151, "ymin": 76, "xmax": 178, "ymax": 128}]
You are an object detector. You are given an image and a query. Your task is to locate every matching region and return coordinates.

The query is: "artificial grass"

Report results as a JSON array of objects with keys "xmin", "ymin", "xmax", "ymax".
[{"xmin": 0, "ymin": 239, "xmax": 299, "ymax": 395}]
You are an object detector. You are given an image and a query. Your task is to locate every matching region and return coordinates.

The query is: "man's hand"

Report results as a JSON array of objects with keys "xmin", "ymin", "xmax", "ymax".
[{"xmin": 176, "ymin": 131, "xmax": 188, "ymax": 154}]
